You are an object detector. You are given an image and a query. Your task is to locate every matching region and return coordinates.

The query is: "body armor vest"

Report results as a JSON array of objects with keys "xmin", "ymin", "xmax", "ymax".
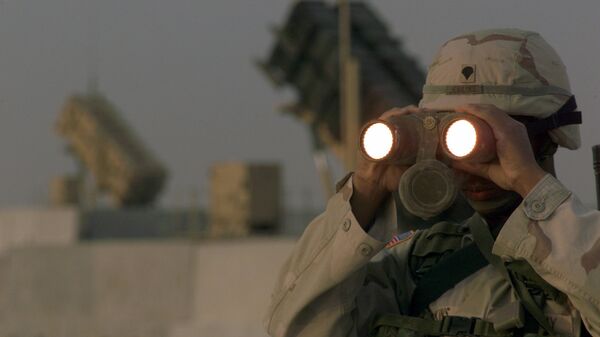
[{"xmin": 370, "ymin": 219, "xmax": 577, "ymax": 337}]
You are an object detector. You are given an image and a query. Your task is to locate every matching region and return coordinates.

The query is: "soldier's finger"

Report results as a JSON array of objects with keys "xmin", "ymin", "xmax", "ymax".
[
  {"xmin": 380, "ymin": 105, "xmax": 420, "ymax": 119},
  {"xmin": 456, "ymin": 104, "xmax": 510, "ymax": 124},
  {"xmin": 455, "ymin": 104, "xmax": 516, "ymax": 139}
]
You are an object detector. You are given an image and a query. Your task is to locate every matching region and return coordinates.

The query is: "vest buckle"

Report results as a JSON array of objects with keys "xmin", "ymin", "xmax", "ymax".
[{"xmin": 442, "ymin": 316, "xmax": 477, "ymax": 336}]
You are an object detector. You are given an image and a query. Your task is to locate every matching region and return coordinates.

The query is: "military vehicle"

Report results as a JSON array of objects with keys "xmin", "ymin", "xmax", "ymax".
[
  {"xmin": 259, "ymin": 0, "xmax": 425, "ymax": 161},
  {"xmin": 56, "ymin": 93, "xmax": 168, "ymax": 207}
]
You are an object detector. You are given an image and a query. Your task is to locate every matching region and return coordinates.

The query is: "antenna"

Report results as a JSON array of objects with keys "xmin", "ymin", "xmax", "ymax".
[
  {"xmin": 338, "ymin": 0, "xmax": 361, "ymax": 171},
  {"xmin": 593, "ymin": 145, "xmax": 600, "ymax": 210},
  {"xmin": 86, "ymin": 0, "xmax": 100, "ymax": 94}
]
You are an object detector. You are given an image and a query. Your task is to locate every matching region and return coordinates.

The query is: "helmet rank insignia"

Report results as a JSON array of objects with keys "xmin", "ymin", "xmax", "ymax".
[{"xmin": 460, "ymin": 64, "xmax": 476, "ymax": 83}]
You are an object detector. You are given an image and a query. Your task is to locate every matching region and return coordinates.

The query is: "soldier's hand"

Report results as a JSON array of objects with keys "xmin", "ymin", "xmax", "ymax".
[
  {"xmin": 351, "ymin": 105, "xmax": 423, "ymax": 229},
  {"xmin": 453, "ymin": 104, "xmax": 547, "ymax": 198}
]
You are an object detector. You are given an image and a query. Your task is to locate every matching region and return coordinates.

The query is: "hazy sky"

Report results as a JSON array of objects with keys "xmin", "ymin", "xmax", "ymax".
[{"xmin": 1, "ymin": 1, "xmax": 599, "ymax": 210}]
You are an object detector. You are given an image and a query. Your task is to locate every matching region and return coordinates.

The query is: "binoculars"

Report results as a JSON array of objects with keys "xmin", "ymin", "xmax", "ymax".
[{"xmin": 360, "ymin": 112, "xmax": 496, "ymax": 164}]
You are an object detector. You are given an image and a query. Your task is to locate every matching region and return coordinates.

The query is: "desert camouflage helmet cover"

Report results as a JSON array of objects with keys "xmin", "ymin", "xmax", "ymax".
[{"xmin": 419, "ymin": 28, "xmax": 580, "ymax": 149}]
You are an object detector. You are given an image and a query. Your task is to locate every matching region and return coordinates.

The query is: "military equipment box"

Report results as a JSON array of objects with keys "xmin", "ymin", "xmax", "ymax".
[
  {"xmin": 209, "ymin": 163, "xmax": 281, "ymax": 237},
  {"xmin": 56, "ymin": 93, "xmax": 167, "ymax": 206}
]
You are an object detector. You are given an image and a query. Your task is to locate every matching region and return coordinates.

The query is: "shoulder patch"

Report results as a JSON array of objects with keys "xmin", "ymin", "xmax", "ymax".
[{"xmin": 386, "ymin": 230, "xmax": 415, "ymax": 249}]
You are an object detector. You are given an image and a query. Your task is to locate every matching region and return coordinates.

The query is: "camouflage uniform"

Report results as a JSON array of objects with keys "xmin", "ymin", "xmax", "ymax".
[{"xmin": 264, "ymin": 29, "xmax": 597, "ymax": 337}]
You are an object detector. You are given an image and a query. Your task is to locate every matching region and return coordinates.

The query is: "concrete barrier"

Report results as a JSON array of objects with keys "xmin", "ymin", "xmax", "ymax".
[
  {"xmin": 0, "ymin": 242, "xmax": 194, "ymax": 337},
  {"xmin": 0, "ymin": 207, "xmax": 78, "ymax": 254},
  {"xmin": 171, "ymin": 237, "xmax": 295, "ymax": 337},
  {"xmin": 0, "ymin": 237, "xmax": 297, "ymax": 337}
]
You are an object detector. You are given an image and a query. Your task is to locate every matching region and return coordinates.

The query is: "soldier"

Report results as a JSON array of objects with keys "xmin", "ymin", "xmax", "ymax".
[{"xmin": 265, "ymin": 28, "xmax": 599, "ymax": 337}]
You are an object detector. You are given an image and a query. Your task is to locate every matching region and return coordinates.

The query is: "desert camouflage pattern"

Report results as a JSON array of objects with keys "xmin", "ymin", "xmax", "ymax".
[
  {"xmin": 419, "ymin": 28, "xmax": 580, "ymax": 150},
  {"xmin": 264, "ymin": 175, "xmax": 600, "ymax": 337}
]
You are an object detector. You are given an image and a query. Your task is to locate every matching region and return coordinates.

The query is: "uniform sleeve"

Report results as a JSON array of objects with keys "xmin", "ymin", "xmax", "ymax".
[
  {"xmin": 493, "ymin": 174, "xmax": 600, "ymax": 337},
  {"xmin": 264, "ymin": 175, "xmax": 415, "ymax": 337}
]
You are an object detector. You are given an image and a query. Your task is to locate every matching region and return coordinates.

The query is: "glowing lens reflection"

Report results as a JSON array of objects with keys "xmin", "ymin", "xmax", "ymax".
[
  {"xmin": 363, "ymin": 122, "xmax": 394, "ymax": 160},
  {"xmin": 445, "ymin": 119, "xmax": 477, "ymax": 158}
]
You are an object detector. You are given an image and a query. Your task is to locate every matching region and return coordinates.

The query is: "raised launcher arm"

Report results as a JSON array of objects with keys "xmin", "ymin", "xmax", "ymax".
[
  {"xmin": 258, "ymin": 0, "xmax": 425, "ymax": 160},
  {"xmin": 56, "ymin": 93, "xmax": 168, "ymax": 207}
]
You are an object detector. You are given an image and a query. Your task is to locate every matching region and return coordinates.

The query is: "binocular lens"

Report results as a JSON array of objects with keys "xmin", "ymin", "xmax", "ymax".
[
  {"xmin": 362, "ymin": 122, "xmax": 394, "ymax": 160},
  {"xmin": 444, "ymin": 119, "xmax": 477, "ymax": 158}
]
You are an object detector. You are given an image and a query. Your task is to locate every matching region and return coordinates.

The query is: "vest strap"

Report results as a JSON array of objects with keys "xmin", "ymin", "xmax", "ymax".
[
  {"xmin": 372, "ymin": 314, "xmax": 511, "ymax": 337},
  {"xmin": 467, "ymin": 214, "xmax": 555, "ymax": 335},
  {"xmin": 409, "ymin": 243, "xmax": 488, "ymax": 315}
]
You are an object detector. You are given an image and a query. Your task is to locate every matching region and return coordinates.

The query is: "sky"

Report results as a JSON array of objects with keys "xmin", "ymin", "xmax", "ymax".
[{"xmin": 0, "ymin": 0, "xmax": 599, "ymax": 210}]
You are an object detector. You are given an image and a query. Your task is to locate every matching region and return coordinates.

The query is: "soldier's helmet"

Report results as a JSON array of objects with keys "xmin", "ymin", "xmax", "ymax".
[{"xmin": 419, "ymin": 28, "xmax": 580, "ymax": 150}]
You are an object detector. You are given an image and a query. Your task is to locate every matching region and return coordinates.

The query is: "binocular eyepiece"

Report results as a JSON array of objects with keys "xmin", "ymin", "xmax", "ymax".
[{"xmin": 360, "ymin": 112, "xmax": 496, "ymax": 164}]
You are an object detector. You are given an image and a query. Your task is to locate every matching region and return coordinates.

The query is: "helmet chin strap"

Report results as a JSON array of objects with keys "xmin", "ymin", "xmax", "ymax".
[{"xmin": 525, "ymin": 95, "xmax": 582, "ymax": 136}]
